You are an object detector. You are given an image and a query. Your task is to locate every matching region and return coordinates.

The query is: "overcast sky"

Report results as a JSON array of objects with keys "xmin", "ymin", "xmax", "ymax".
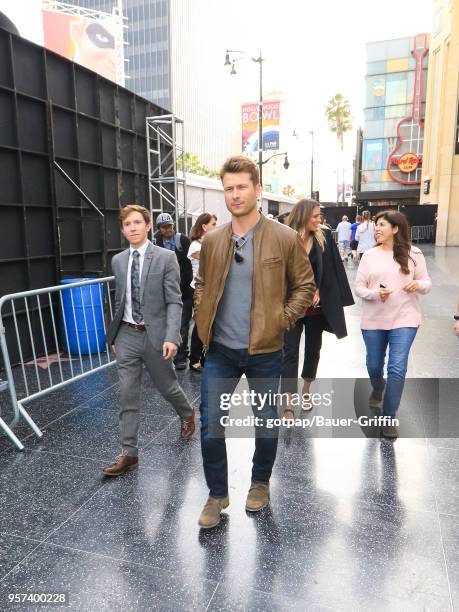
[{"xmin": 235, "ymin": 0, "xmax": 433, "ymax": 124}]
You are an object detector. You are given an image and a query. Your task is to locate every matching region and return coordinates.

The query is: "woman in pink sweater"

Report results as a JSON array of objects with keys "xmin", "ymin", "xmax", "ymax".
[{"xmin": 355, "ymin": 210, "xmax": 431, "ymax": 439}]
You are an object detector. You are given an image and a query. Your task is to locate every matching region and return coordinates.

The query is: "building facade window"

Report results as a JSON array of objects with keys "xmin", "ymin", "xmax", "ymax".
[
  {"xmin": 433, "ymin": 9, "xmax": 443, "ymax": 35},
  {"xmin": 366, "ymin": 76, "xmax": 386, "ymax": 107},
  {"xmin": 385, "ymin": 72, "xmax": 408, "ymax": 106},
  {"xmin": 366, "ymin": 61, "xmax": 387, "ymax": 75}
]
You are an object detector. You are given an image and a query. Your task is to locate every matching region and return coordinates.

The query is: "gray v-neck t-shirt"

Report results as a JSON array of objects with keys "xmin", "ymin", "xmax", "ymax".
[{"xmin": 213, "ymin": 225, "xmax": 256, "ymax": 349}]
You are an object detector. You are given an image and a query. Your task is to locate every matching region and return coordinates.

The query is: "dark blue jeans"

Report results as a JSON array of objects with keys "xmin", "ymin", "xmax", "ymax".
[
  {"xmin": 362, "ymin": 327, "xmax": 417, "ymax": 417},
  {"xmin": 200, "ymin": 342, "xmax": 282, "ymax": 498}
]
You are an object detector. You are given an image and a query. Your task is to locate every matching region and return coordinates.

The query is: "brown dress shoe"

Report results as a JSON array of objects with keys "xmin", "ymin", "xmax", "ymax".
[
  {"xmin": 246, "ymin": 481, "xmax": 270, "ymax": 512},
  {"xmin": 102, "ymin": 453, "xmax": 138, "ymax": 477},
  {"xmin": 198, "ymin": 496, "xmax": 230, "ymax": 529},
  {"xmin": 180, "ymin": 409, "xmax": 195, "ymax": 439}
]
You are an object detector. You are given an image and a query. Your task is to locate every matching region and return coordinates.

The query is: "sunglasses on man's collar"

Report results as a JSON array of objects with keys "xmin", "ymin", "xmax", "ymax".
[{"xmin": 233, "ymin": 236, "xmax": 247, "ymax": 263}]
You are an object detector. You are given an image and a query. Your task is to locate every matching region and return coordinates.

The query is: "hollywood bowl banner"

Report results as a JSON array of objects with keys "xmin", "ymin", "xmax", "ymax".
[{"xmin": 242, "ymin": 100, "xmax": 280, "ymax": 154}]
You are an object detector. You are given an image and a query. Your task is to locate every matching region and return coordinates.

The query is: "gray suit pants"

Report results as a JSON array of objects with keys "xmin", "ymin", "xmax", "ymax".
[{"xmin": 115, "ymin": 324, "xmax": 193, "ymax": 456}]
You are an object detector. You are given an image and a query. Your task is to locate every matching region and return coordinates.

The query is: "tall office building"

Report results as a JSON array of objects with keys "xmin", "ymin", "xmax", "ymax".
[
  {"xmin": 66, "ymin": 0, "xmax": 171, "ymax": 109},
  {"xmin": 355, "ymin": 35, "xmax": 429, "ymax": 206}
]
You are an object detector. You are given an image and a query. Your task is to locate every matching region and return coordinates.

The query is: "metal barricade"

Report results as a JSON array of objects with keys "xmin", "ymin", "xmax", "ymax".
[
  {"xmin": 410, "ymin": 225, "xmax": 434, "ymax": 242},
  {"xmin": 330, "ymin": 225, "xmax": 432, "ymax": 245},
  {"xmin": 0, "ymin": 277, "xmax": 116, "ymax": 450}
]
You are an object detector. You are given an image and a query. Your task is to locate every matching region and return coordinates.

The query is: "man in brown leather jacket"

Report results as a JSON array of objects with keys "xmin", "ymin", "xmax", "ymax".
[{"xmin": 194, "ymin": 155, "xmax": 315, "ymax": 529}]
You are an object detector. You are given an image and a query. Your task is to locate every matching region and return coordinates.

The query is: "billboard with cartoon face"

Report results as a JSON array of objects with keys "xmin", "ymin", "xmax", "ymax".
[
  {"xmin": 42, "ymin": 10, "xmax": 120, "ymax": 83},
  {"xmin": 0, "ymin": 1, "xmax": 124, "ymax": 85}
]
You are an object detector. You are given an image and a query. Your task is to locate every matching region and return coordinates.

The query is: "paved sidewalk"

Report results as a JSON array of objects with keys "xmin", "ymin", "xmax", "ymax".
[{"xmin": 0, "ymin": 244, "xmax": 457, "ymax": 611}]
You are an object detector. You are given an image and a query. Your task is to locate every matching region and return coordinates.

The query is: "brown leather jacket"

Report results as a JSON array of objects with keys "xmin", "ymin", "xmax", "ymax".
[{"xmin": 194, "ymin": 215, "xmax": 316, "ymax": 354}]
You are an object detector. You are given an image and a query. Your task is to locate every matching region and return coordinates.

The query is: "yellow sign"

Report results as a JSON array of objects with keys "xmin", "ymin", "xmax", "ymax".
[{"xmin": 397, "ymin": 152, "xmax": 419, "ymax": 173}]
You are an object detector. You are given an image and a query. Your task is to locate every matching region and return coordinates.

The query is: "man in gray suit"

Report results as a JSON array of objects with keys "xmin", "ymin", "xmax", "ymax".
[{"xmin": 103, "ymin": 204, "xmax": 195, "ymax": 477}]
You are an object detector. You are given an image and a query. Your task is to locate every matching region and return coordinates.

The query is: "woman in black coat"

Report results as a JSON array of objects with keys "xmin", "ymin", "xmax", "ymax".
[{"xmin": 281, "ymin": 199, "xmax": 354, "ymax": 418}]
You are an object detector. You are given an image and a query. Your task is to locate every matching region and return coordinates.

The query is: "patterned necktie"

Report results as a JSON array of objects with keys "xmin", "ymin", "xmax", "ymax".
[{"xmin": 131, "ymin": 250, "xmax": 142, "ymax": 323}]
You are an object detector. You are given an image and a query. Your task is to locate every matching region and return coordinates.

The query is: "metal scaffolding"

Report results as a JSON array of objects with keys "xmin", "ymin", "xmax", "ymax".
[{"xmin": 146, "ymin": 114, "xmax": 188, "ymax": 234}]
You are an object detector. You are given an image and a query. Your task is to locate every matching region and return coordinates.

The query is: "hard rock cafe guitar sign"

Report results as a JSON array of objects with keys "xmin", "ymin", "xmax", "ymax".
[{"xmin": 386, "ymin": 34, "xmax": 429, "ymax": 185}]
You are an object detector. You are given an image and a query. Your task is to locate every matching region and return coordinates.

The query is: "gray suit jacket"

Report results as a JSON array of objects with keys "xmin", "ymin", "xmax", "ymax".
[{"xmin": 105, "ymin": 241, "xmax": 183, "ymax": 349}]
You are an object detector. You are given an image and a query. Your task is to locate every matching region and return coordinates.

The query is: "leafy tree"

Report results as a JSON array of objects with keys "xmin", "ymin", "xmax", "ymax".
[
  {"xmin": 282, "ymin": 185, "xmax": 295, "ymax": 197},
  {"xmin": 177, "ymin": 152, "xmax": 219, "ymax": 178}
]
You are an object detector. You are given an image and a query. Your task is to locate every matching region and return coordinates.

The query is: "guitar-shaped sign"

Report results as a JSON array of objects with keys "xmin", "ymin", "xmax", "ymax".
[{"xmin": 386, "ymin": 33, "xmax": 429, "ymax": 185}]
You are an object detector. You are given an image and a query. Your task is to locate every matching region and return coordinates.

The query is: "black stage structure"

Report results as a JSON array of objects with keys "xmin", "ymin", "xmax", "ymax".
[{"xmin": 0, "ymin": 28, "xmax": 172, "ymax": 364}]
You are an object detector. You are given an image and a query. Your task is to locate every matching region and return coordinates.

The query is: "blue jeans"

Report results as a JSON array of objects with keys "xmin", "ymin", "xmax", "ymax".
[
  {"xmin": 362, "ymin": 327, "xmax": 417, "ymax": 417},
  {"xmin": 200, "ymin": 342, "xmax": 282, "ymax": 498},
  {"xmin": 339, "ymin": 240, "xmax": 350, "ymax": 257}
]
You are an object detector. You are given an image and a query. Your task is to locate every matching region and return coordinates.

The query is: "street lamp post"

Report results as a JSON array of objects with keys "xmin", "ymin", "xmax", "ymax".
[
  {"xmin": 259, "ymin": 152, "xmax": 289, "ymax": 194},
  {"xmin": 225, "ymin": 49, "xmax": 265, "ymax": 187},
  {"xmin": 308, "ymin": 130, "xmax": 314, "ymax": 199},
  {"xmin": 254, "ymin": 53, "xmax": 263, "ymax": 188},
  {"xmin": 293, "ymin": 129, "xmax": 316, "ymax": 200},
  {"xmin": 261, "ymin": 152, "xmax": 289, "ymax": 168}
]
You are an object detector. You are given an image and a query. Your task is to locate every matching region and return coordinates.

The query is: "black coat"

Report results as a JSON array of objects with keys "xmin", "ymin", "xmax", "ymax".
[
  {"xmin": 155, "ymin": 232, "xmax": 193, "ymax": 299},
  {"xmin": 309, "ymin": 228, "xmax": 354, "ymax": 339}
]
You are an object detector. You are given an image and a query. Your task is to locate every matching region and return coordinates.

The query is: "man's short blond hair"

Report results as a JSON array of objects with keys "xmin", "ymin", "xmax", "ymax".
[
  {"xmin": 119, "ymin": 204, "xmax": 151, "ymax": 227},
  {"xmin": 219, "ymin": 155, "xmax": 260, "ymax": 186}
]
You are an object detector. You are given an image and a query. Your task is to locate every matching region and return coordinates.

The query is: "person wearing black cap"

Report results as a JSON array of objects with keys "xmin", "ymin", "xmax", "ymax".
[{"xmin": 154, "ymin": 213, "xmax": 193, "ymax": 369}]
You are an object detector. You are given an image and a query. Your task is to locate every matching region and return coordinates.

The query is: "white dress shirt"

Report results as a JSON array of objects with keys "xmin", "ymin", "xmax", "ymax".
[
  {"xmin": 187, "ymin": 239, "xmax": 202, "ymax": 289},
  {"xmin": 123, "ymin": 240, "xmax": 150, "ymax": 324}
]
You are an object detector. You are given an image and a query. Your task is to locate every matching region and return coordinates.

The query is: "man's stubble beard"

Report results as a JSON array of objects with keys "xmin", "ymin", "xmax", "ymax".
[{"xmin": 229, "ymin": 199, "xmax": 258, "ymax": 218}]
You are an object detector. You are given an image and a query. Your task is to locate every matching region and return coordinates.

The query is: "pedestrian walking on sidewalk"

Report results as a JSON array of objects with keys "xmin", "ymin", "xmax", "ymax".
[
  {"xmin": 194, "ymin": 155, "xmax": 315, "ymax": 528},
  {"xmin": 187, "ymin": 212, "xmax": 218, "ymax": 372},
  {"xmin": 281, "ymin": 199, "xmax": 354, "ymax": 419},
  {"xmin": 350, "ymin": 215, "xmax": 362, "ymax": 260},
  {"xmin": 355, "ymin": 210, "xmax": 376, "ymax": 260},
  {"xmin": 336, "ymin": 215, "xmax": 352, "ymax": 261},
  {"xmin": 355, "ymin": 210, "xmax": 431, "ymax": 439},
  {"xmin": 154, "ymin": 213, "xmax": 194, "ymax": 370},
  {"xmin": 102, "ymin": 205, "xmax": 195, "ymax": 477}
]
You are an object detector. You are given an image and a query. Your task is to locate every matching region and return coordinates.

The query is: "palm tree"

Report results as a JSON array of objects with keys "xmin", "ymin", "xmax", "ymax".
[
  {"xmin": 325, "ymin": 93, "xmax": 352, "ymax": 203},
  {"xmin": 282, "ymin": 185, "xmax": 295, "ymax": 197}
]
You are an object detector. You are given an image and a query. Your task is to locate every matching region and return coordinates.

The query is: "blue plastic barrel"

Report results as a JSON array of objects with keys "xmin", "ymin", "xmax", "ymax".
[{"xmin": 60, "ymin": 279, "xmax": 105, "ymax": 355}]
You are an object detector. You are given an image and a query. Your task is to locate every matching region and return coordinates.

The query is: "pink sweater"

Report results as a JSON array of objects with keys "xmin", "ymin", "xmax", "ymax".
[{"xmin": 355, "ymin": 246, "xmax": 432, "ymax": 330}]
